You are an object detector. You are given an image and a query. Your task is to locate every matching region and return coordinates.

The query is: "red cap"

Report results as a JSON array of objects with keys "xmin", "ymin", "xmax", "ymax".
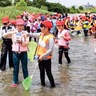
[
  {"xmin": 41, "ymin": 20, "xmax": 52, "ymax": 29},
  {"xmin": 52, "ymin": 16, "xmax": 56, "ymax": 19},
  {"xmin": 16, "ymin": 15, "xmax": 21, "ymax": 19},
  {"xmin": 10, "ymin": 20, "xmax": 16, "ymax": 25},
  {"xmin": 2, "ymin": 16, "xmax": 10, "ymax": 23},
  {"xmin": 75, "ymin": 16, "xmax": 78, "ymax": 20},
  {"xmin": 56, "ymin": 20, "xmax": 64, "ymax": 26},
  {"xmin": 82, "ymin": 16, "xmax": 87, "ymax": 21},
  {"xmin": 67, "ymin": 17, "xmax": 70, "ymax": 21},
  {"xmin": 16, "ymin": 19, "xmax": 24, "ymax": 25},
  {"xmin": 72, "ymin": 16, "xmax": 75, "ymax": 20}
]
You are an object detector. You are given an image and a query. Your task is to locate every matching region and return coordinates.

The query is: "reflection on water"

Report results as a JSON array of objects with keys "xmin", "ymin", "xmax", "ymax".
[{"xmin": 58, "ymin": 65, "xmax": 70, "ymax": 84}]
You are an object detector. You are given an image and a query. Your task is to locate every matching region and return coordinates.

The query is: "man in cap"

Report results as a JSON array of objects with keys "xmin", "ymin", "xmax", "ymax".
[{"xmin": 0, "ymin": 16, "xmax": 14, "ymax": 71}]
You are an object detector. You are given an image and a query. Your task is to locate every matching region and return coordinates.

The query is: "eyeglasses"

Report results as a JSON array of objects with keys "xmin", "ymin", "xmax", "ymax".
[{"xmin": 3, "ymin": 23, "xmax": 8, "ymax": 25}]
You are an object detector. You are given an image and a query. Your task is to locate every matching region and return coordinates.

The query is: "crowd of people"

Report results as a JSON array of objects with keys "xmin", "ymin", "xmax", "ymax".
[{"xmin": 0, "ymin": 11, "xmax": 96, "ymax": 88}]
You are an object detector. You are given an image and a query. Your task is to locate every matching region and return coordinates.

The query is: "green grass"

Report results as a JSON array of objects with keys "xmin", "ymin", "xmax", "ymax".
[
  {"xmin": 0, "ymin": 6, "xmax": 95, "ymax": 26},
  {"xmin": 0, "ymin": 6, "xmax": 51, "ymax": 26},
  {"xmin": 80, "ymin": 7, "xmax": 96, "ymax": 13}
]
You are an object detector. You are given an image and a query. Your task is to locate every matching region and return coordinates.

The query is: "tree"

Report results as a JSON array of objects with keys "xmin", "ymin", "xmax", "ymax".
[
  {"xmin": 14, "ymin": 0, "xmax": 29, "ymax": 5},
  {"xmin": 69, "ymin": 6, "xmax": 80, "ymax": 13},
  {"xmin": 79, "ymin": 6, "xmax": 84, "ymax": 10},
  {"xmin": 40, "ymin": 6, "xmax": 48, "ymax": 11},
  {"xmin": 45, "ymin": 2, "xmax": 68, "ymax": 13},
  {"xmin": 33, "ymin": 0, "xmax": 46, "ymax": 8},
  {"xmin": 27, "ymin": 1, "xmax": 33, "ymax": 6},
  {"xmin": 15, "ymin": 0, "xmax": 27, "ymax": 10},
  {"xmin": 71, "ymin": 6, "xmax": 76, "ymax": 10},
  {"xmin": 0, "ymin": 0, "xmax": 11, "ymax": 7}
]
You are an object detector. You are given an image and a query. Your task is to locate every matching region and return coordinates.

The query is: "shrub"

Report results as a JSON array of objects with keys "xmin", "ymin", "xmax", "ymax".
[
  {"xmin": 15, "ymin": 0, "xmax": 27, "ymax": 10},
  {"xmin": 0, "ymin": 0, "xmax": 11, "ymax": 7},
  {"xmin": 40, "ymin": 6, "xmax": 48, "ymax": 11},
  {"xmin": 27, "ymin": 1, "xmax": 33, "ymax": 6}
]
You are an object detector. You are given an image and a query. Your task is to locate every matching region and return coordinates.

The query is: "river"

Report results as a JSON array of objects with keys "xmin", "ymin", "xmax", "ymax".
[{"xmin": 0, "ymin": 35, "xmax": 96, "ymax": 96}]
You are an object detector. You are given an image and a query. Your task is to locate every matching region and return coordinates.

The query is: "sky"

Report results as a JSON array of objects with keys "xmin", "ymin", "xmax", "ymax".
[{"xmin": 47, "ymin": 0, "xmax": 96, "ymax": 7}]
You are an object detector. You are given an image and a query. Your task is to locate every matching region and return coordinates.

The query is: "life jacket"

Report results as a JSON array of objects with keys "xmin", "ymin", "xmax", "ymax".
[
  {"xmin": 12, "ymin": 31, "xmax": 28, "ymax": 52},
  {"xmin": 83, "ymin": 21, "xmax": 90, "ymax": 29},
  {"xmin": 74, "ymin": 21, "xmax": 82, "ymax": 31},
  {"xmin": 69, "ymin": 21, "xmax": 75, "ymax": 30},
  {"xmin": 36, "ymin": 33, "xmax": 54, "ymax": 59},
  {"xmin": 58, "ymin": 30, "xmax": 70, "ymax": 47}
]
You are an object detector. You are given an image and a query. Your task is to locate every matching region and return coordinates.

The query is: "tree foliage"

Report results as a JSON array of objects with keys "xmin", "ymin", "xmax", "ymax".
[
  {"xmin": 40, "ymin": 6, "xmax": 48, "ymax": 11},
  {"xmin": 15, "ymin": 0, "xmax": 27, "ymax": 10},
  {"xmin": 0, "ymin": 0, "xmax": 82, "ymax": 13},
  {"xmin": 0, "ymin": 0, "xmax": 11, "ymax": 7},
  {"xmin": 79, "ymin": 6, "xmax": 84, "ymax": 10},
  {"xmin": 33, "ymin": 0, "xmax": 46, "ymax": 8},
  {"xmin": 26, "ymin": 1, "xmax": 33, "ymax": 6},
  {"xmin": 45, "ymin": 2, "xmax": 68, "ymax": 13},
  {"xmin": 69, "ymin": 6, "xmax": 80, "ymax": 13}
]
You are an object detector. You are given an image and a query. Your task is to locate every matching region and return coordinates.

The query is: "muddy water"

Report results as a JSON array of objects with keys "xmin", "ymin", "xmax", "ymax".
[{"xmin": 0, "ymin": 36, "xmax": 96, "ymax": 96}]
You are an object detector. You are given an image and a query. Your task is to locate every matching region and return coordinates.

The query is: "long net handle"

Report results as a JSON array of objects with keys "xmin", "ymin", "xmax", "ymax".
[{"xmin": 30, "ymin": 62, "xmax": 38, "ymax": 78}]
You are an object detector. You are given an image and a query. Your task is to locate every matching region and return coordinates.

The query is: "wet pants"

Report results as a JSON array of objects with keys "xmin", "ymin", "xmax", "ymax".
[
  {"xmin": 13, "ymin": 52, "xmax": 28, "ymax": 84},
  {"xmin": 84, "ymin": 30, "xmax": 88, "ymax": 36},
  {"xmin": 0, "ymin": 43, "xmax": 13, "ymax": 71},
  {"xmin": 59, "ymin": 46, "xmax": 71, "ymax": 64},
  {"xmin": 38, "ymin": 59, "xmax": 55, "ymax": 87}
]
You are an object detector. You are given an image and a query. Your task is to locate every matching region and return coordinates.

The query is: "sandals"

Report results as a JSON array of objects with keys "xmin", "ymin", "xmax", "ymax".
[{"xmin": 11, "ymin": 84, "xmax": 18, "ymax": 87}]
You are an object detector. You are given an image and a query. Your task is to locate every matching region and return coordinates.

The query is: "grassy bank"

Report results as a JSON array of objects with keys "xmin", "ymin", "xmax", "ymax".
[
  {"xmin": 0, "ymin": 6, "xmax": 51, "ymax": 26},
  {"xmin": 0, "ymin": 6, "xmax": 96, "ymax": 25},
  {"xmin": 80, "ymin": 7, "xmax": 96, "ymax": 13}
]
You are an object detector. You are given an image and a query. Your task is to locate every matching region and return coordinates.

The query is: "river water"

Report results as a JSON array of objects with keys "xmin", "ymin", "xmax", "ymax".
[
  {"xmin": 1, "ymin": 13, "xmax": 96, "ymax": 96},
  {"xmin": 0, "ymin": 35, "xmax": 96, "ymax": 96}
]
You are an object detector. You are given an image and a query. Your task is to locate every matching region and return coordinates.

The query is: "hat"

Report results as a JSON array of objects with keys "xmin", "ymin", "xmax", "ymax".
[
  {"xmin": 82, "ymin": 16, "xmax": 87, "ymax": 21},
  {"xmin": 10, "ymin": 20, "xmax": 16, "ymax": 25},
  {"xmin": 41, "ymin": 20, "xmax": 52, "ymax": 29},
  {"xmin": 17, "ymin": 15, "xmax": 21, "ymax": 19},
  {"xmin": 72, "ymin": 16, "xmax": 75, "ymax": 20},
  {"xmin": 56, "ymin": 20, "xmax": 64, "ymax": 26},
  {"xmin": 2, "ymin": 16, "xmax": 10, "ymax": 23},
  {"xmin": 16, "ymin": 19, "xmax": 24, "ymax": 25},
  {"xmin": 37, "ymin": 16, "xmax": 41, "ymax": 20}
]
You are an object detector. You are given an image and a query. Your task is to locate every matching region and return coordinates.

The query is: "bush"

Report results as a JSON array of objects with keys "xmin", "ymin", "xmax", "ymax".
[
  {"xmin": 0, "ymin": 0, "xmax": 11, "ymax": 7},
  {"xmin": 79, "ymin": 6, "xmax": 84, "ymax": 10},
  {"xmin": 69, "ymin": 6, "xmax": 80, "ymax": 13},
  {"xmin": 0, "ymin": 6, "xmax": 50, "ymax": 25},
  {"xmin": 15, "ymin": 0, "xmax": 27, "ymax": 10},
  {"xmin": 40, "ymin": 6, "xmax": 48, "ymax": 11},
  {"xmin": 45, "ymin": 2, "xmax": 68, "ymax": 13},
  {"xmin": 27, "ymin": 1, "xmax": 33, "ymax": 6}
]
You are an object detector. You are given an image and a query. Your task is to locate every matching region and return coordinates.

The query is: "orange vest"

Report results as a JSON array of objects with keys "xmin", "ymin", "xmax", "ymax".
[{"xmin": 37, "ymin": 33, "xmax": 54, "ymax": 59}]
